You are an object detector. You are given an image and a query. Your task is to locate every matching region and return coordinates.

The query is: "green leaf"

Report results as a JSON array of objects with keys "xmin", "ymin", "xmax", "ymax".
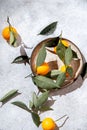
[
  {"xmin": 39, "ymin": 21, "xmax": 58, "ymax": 35},
  {"xmin": 66, "ymin": 66, "xmax": 73, "ymax": 77},
  {"xmin": 65, "ymin": 46, "xmax": 73, "ymax": 65},
  {"xmin": 46, "ymin": 37, "xmax": 59, "ymax": 47},
  {"xmin": 31, "ymin": 112, "xmax": 41, "ymax": 127},
  {"xmin": 56, "ymin": 73, "xmax": 66, "ymax": 87},
  {"xmin": 32, "ymin": 92, "xmax": 38, "ymax": 108},
  {"xmin": 39, "ymin": 106, "xmax": 53, "ymax": 112},
  {"xmin": 50, "ymin": 70, "xmax": 62, "ymax": 77},
  {"xmin": 81, "ymin": 62, "xmax": 87, "ymax": 79},
  {"xmin": 12, "ymin": 55, "xmax": 29, "ymax": 64},
  {"xmin": 0, "ymin": 90, "xmax": 19, "ymax": 105},
  {"xmin": 56, "ymin": 42, "xmax": 66, "ymax": 61},
  {"xmin": 29, "ymin": 101, "xmax": 33, "ymax": 108},
  {"xmin": 35, "ymin": 91, "xmax": 49, "ymax": 108},
  {"xmin": 36, "ymin": 45, "xmax": 46, "ymax": 67},
  {"xmin": 32, "ymin": 76, "xmax": 60, "ymax": 90},
  {"xmin": 12, "ymin": 101, "xmax": 31, "ymax": 113},
  {"xmin": 9, "ymin": 31, "xmax": 15, "ymax": 45},
  {"xmin": 72, "ymin": 50, "xmax": 78, "ymax": 58}
]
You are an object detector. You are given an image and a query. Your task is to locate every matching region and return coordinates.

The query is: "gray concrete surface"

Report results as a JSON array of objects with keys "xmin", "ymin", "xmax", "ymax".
[{"xmin": 0, "ymin": 0, "xmax": 87, "ymax": 130}]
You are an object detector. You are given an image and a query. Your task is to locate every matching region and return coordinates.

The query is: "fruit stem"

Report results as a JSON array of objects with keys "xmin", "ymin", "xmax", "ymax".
[
  {"xmin": 7, "ymin": 16, "xmax": 12, "ymax": 31},
  {"xmin": 55, "ymin": 114, "xmax": 67, "ymax": 122}
]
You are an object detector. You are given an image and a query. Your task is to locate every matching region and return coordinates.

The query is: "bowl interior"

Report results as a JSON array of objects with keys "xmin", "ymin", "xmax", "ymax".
[{"xmin": 30, "ymin": 37, "xmax": 83, "ymax": 88}]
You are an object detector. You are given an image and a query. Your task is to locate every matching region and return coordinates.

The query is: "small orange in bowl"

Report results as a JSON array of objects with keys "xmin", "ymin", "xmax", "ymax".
[{"xmin": 36, "ymin": 62, "xmax": 50, "ymax": 76}]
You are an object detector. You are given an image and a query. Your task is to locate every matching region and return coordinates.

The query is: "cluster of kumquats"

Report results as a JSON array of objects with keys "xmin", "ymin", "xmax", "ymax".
[{"xmin": 1, "ymin": 18, "xmax": 71, "ymax": 130}]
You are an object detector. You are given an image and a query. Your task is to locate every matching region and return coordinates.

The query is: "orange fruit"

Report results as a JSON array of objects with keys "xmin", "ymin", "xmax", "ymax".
[
  {"xmin": 42, "ymin": 117, "xmax": 56, "ymax": 130},
  {"xmin": 2, "ymin": 26, "xmax": 17, "ymax": 41},
  {"xmin": 62, "ymin": 40, "xmax": 69, "ymax": 47},
  {"xmin": 37, "ymin": 62, "xmax": 50, "ymax": 75},
  {"xmin": 60, "ymin": 65, "xmax": 66, "ymax": 73},
  {"xmin": 54, "ymin": 46, "xmax": 57, "ymax": 53}
]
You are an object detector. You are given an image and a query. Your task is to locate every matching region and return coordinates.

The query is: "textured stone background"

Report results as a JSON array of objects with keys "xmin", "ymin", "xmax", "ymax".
[{"xmin": 0, "ymin": 0, "xmax": 87, "ymax": 130}]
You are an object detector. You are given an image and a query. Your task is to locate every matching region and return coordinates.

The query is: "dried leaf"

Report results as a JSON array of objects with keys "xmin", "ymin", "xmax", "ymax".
[
  {"xmin": 35, "ymin": 91, "xmax": 49, "ymax": 108},
  {"xmin": 36, "ymin": 45, "xmax": 46, "ymax": 67},
  {"xmin": 56, "ymin": 73, "xmax": 66, "ymax": 87},
  {"xmin": 0, "ymin": 90, "xmax": 19, "ymax": 105},
  {"xmin": 32, "ymin": 76, "xmax": 59, "ymax": 90},
  {"xmin": 12, "ymin": 55, "xmax": 29, "ymax": 64},
  {"xmin": 31, "ymin": 112, "xmax": 41, "ymax": 127},
  {"xmin": 65, "ymin": 46, "xmax": 73, "ymax": 65},
  {"xmin": 39, "ymin": 21, "xmax": 58, "ymax": 35},
  {"xmin": 12, "ymin": 101, "xmax": 31, "ymax": 113}
]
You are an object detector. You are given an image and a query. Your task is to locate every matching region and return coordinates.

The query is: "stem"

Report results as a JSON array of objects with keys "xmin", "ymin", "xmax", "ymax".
[
  {"xmin": 59, "ymin": 116, "xmax": 69, "ymax": 128},
  {"xmin": 55, "ymin": 115, "xmax": 67, "ymax": 122},
  {"xmin": 7, "ymin": 16, "xmax": 11, "ymax": 31},
  {"xmin": 25, "ymin": 73, "xmax": 32, "ymax": 78}
]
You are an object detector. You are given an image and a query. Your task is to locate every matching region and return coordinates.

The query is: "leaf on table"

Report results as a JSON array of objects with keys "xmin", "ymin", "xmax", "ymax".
[
  {"xmin": 31, "ymin": 112, "xmax": 41, "ymax": 127},
  {"xmin": 32, "ymin": 75, "xmax": 60, "ymax": 90},
  {"xmin": 39, "ymin": 106, "xmax": 53, "ymax": 112},
  {"xmin": 12, "ymin": 101, "xmax": 31, "ymax": 113},
  {"xmin": 36, "ymin": 45, "xmax": 46, "ymax": 67},
  {"xmin": 35, "ymin": 91, "xmax": 49, "ymax": 108},
  {"xmin": 0, "ymin": 89, "xmax": 20, "ymax": 105},
  {"xmin": 32, "ymin": 92, "xmax": 38, "ymax": 108},
  {"xmin": 81, "ymin": 62, "xmax": 87, "ymax": 79},
  {"xmin": 9, "ymin": 31, "xmax": 15, "ymax": 44},
  {"xmin": 38, "ymin": 21, "xmax": 58, "ymax": 35},
  {"xmin": 56, "ymin": 73, "xmax": 66, "ymax": 87},
  {"xmin": 65, "ymin": 46, "xmax": 73, "ymax": 65},
  {"xmin": 29, "ymin": 101, "xmax": 33, "ymax": 109},
  {"xmin": 66, "ymin": 66, "xmax": 73, "ymax": 77},
  {"xmin": 12, "ymin": 55, "xmax": 29, "ymax": 65}
]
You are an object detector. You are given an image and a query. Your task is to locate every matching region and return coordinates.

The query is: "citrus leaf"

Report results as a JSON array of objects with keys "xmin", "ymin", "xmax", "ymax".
[
  {"xmin": 39, "ymin": 106, "xmax": 53, "ymax": 112},
  {"xmin": 31, "ymin": 112, "xmax": 41, "ymax": 127},
  {"xmin": 50, "ymin": 70, "xmax": 62, "ymax": 77},
  {"xmin": 81, "ymin": 62, "xmax": 87, "ymax": 79},
  {"xmin": 32, "ymin": 92, "xmax": 38, "ymax": 108},
  {"xmin": 9, "ymin": 31, "xmax": 15, "ymax": 45},
  {"xmin": 66, "ymin": 66, "xmax": 73, "ymax": 77},
  {"xmin": 32, "ymin": 76, "xmax": 60, "ymax": 90},
  {"xmin": 65, "ymin": 46, "xmax": 73, "ymax": 65},
  {"xmin": 56, "ymin": 73, "xmax": 66, "ymax": 87},
  {"xmin": 12, "ymin": 55, "xmax": 29, "ymax": 64},
  {"xmin": 29, "ymin": 101, "xmax": 33, "ymax": 108},
  {"xmin": 39, "ymin": 21, "xmax": 58, "ymax": 35},
  {"xmin": 56, "ymin": 42, "xmax": 66, "ymax": 61},
  {"xmin": 72, "ymin": 50, "xmax": 78, "ymax": 58},
  {"xmin": 12, "ymin": 101, "xmax": 31, "ymax": 113},
  {"xmin": 35, "ymin": 91, "xmax": 49, "ymax": 108},
  {"xmin": 0, "ymin": 90, "xmax": 19, "ymax": 105},
  {"xmin": 46, "ymin": 37, "xmax": 59, "ymax": 47},
  {"xmin": 36, "ymin": 45, "xmax": 46, "ymax": 67}
]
